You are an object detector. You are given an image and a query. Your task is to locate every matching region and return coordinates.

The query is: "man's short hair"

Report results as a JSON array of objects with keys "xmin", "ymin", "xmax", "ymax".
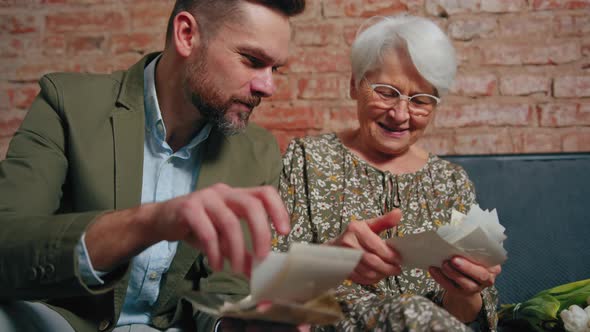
[{"xmin": 165, "ymin": 0, "xmax": 306, "ymax": 46}]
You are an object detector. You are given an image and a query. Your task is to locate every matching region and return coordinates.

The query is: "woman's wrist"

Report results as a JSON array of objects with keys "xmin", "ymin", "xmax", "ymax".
[{"xmin": 442, "ymin": 291, "xmax": 483, "ymax": 323}]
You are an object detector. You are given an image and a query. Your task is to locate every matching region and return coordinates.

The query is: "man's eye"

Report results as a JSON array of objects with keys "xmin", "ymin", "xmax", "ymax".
[{"xmin": 243, "ymin": 54, "xmax": 264, "ymax": 68}]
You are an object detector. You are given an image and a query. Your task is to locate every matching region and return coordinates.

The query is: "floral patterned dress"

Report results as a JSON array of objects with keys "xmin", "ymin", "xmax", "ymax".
[{"xmin": 273, "ymin": 133, "xmax": 499, "ymax": 332}]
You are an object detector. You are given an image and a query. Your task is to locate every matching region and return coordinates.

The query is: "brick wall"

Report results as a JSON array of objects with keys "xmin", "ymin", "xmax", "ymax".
[{"xmin": 1, "ymin": 0, "xmax": 589, "ymax": 158}]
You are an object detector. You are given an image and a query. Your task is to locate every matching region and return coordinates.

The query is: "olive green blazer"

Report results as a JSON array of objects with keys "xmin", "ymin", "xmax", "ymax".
[{"xmin": 0, "ymin": 53, "xmax": 282, "ymax": 331}]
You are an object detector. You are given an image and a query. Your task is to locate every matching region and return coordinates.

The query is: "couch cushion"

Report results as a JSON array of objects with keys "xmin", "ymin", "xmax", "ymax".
[{"xmin": 443, "ymin": 153, "xmax": 590, "ymax": 305}]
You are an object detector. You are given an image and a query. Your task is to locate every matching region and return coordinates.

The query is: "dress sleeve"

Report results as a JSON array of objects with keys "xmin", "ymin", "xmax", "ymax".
[{"xmin": 272, "ymin": 139, "xmax": 315, "ymax": 252}]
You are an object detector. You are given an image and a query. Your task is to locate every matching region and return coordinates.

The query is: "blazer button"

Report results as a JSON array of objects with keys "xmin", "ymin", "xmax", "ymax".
[{"xmin": 98, "ymin": 319, "xmax": 110, "ymax": 331}]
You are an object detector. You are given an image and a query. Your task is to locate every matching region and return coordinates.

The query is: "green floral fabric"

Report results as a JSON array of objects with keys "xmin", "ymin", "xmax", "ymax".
[{"xmin": 273, "ymin": 133, "xmax": 499, "ymax": 331}]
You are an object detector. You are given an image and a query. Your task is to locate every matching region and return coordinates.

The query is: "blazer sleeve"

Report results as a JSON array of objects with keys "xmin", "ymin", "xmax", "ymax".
[{"xmin": 0, "ymin": 75, "xmax": 125, "ymax": 301}]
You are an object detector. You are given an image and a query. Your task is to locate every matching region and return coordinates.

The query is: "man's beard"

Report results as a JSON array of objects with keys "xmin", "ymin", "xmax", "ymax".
[{"xmin": 184, "ymin": 52, "xmax": 261, "ymax": 136}]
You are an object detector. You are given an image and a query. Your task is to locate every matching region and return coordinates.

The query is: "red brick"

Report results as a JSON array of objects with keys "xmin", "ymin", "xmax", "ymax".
[
  {"xmin": 563, "ymin": 130, "xmax": 590, "ymax": 151},
  {"xmin": 0, "ymin": 37, "xmax": 24, "ymax": 58},
  {"xmin": 82, "ymin": 53, "xmax": 142, "ymax": 73},
  {"xmin": 343, "ymin": 21, "xmax": 363, "ymax": 46},
  {"xmin": 539, "ymin": 103, "xmax": 590, "ymax": 127},
  {"xmin": 251, "ymin": 102, "xmax": 324, "ymax": 130},
  {"xmin": 1, "ymin": 83, "xmax": 40, "ymax": 110},
  {"xmin": 266, "ymin": 75, "xmax": 298, "ymax": 102},
  {"xmin": 0, "ymin": 14, "xmax": 38, "ymax": 34},
  {"xmin": 434, "ymin": 102, "xmax": 533, "ymax": 128},
  {"xmin": 46, "ymin": 11, "xmax": 126, "ymax": 33},
  {"xmin": 481, "ymin": 0, "xmax": 526, "ymax": 12},
  {"xmin": 583, "ymin": 39, "xmax": 590, "ymax": 56},
  {"xmin": 327, "ymin": 103, "xmax": 358, "ymax": 132},
  {"xmin": 287, "ymin": 47, "xmax": 350, "ymax": 73},
  {"xmin": 499, "ymin": 74, "xmax": 551, "ymax": 96},
  {"xmin": 323, "ymin": 0, "xmax": 409, "ymax": 18},
  {"xmin": 10, "ymin": 60, "xmax": 81, "ymax": 81},
  {"xmin": 416, "ymin": 132, "xmax": 455, "ymax": 155},
  {"xmin": 0, "ymin": 109, "xmax": 27, "ymax": 138},
  {"xmin": 450, "ymin": 72, "xmax": 497, "ymax": 96},
  {"xmin": 453, "ymin": 42, "xmax": 484, "ymax": 66},
  {"xmin": 297, "ymin": 74, "xmax": 349, "ymax": 100},
  {"xmin": 129, "ymin": 3, "xmax": 173, "ymax": 30},
  {"xmin": 554, "ymin": 75, "xmax": 590, "ymax": 98},
  {"xmin": 482, "ymin": 41, "xmax": 580, "ymax": 65},
  {"xmin": 532, "ymin": 0, "xmax": 590, "ymax": 10},
  {"xmin": 555, "ymin": 14, "xmax": 590, "ymax": 37},
  {"xmin": 425, "ymin": 0, "xmax": 479, "ymax": 16},
  {"xmin": 291, "ymin": 0, "xmax": 322, "ymax": 21},
  {"xmin": 454, "ymin": 129, "xmax": 514, "ymax": 154},
  {"xmin": 293, "ymin": 22, "xmax": 340, "ymax": 46},
  {"xmin": 67, "ymin": 35, "xmax": 106, "ymax": 55},
  {"xmin": 513, "ymin": 130, "xmax": 562, "ymax": 153},
  {"xmin": 498, "ymin": 14, "xmax": 553, "ymax": 37},
  {"xmin": 43, "ymin": 35, "xmax": 66, "ymax": 56},
  {"xmin": 448, "ymin": 17, "xmax": 496, "ymax": 41},
  {"xmin": 111, "ymin": 32, "xmax": 164, "ymax": 54}
]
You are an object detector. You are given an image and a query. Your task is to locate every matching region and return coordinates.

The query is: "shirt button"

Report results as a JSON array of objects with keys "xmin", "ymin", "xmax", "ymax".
[{"xmin": 148, "ymin": 272, "xmax": 159, "ymax": 281}]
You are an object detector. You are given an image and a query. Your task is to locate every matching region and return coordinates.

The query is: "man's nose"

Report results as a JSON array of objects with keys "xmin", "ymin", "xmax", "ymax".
[{"xmin": 250, "ymin": 68, "xmax": 276, "ymax": 98}]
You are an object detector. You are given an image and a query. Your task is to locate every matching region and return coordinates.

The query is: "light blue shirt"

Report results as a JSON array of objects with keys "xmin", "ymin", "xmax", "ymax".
[{"xmin": 76, "ymin": 54, "xmax": 212, "ymax": 326}]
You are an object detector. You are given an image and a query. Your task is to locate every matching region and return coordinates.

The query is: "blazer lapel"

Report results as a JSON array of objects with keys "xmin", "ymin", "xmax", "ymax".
[{"xmin": 110, "ymin": 53, "xmax": 158, "ymax": 317}]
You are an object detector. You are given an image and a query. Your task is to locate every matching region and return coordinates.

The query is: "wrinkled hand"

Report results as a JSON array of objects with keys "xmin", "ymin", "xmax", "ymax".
[
  {"xmin": 429, "ymin": 256, "xmax": 501, "ymax": 321},
  {"xmin": 327, "ymin": 209, "xmax": 403, "ymax": 285},
  {"xmin": 429, "ymin": 256, "xmax": 501, "ymax": 298},
  {"xmin": 150, "ymin": 183, "xmax": 290, "ymax": 277}
]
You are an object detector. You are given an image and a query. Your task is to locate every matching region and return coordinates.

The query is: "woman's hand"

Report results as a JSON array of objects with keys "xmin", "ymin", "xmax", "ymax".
[
  {"xmin": 327, "ymin": 209, "xmax": 403, "ymax": 285},
  {"xmin": 429, "ymin": 256, "xmax": 502, "ymax": 322}
]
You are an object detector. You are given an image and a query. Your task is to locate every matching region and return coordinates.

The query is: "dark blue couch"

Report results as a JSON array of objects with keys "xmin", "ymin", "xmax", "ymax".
[{"xmin": 443, "ymin": 153, "xmax": 590, "ymax": 305}]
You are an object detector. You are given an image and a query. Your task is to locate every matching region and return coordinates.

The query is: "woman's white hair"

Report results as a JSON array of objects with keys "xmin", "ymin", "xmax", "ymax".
[{"xmin": 350, "ymin": 14, "xmax": 456, "ymax": 96}]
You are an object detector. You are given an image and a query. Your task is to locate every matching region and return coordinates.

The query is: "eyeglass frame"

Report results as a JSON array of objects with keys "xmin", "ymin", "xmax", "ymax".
[{"xmin": 364, "ymin": 79, "xmax": 441, "ymax": 116}]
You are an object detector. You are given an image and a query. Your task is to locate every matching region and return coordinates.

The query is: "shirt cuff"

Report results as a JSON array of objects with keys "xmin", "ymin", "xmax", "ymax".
[{"xmin": 76, "ymin": 232, "xmax": 108, "ymax": 286}]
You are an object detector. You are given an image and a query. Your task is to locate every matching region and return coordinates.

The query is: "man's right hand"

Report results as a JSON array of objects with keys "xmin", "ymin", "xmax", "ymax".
[
  {"xmin": 326, "ymin": 209, "xmax": 403, "ymax": 285},
  {"xmin": 85, "ymin": 183, "xmax": 290, "ymax": 277}
]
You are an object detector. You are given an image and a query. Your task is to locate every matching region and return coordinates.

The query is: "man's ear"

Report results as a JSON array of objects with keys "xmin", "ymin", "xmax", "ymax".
[
  {"xmin": 349, "ymin": 76, "xmax": 358, "ymax": 100},
  {"xmin": 173, "ymin": 11, "xmax": 201, "ymax": 58}
]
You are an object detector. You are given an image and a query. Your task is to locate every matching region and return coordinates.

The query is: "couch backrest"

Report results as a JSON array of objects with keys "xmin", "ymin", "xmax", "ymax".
[{"xmin": 443, "ymin": 153, "xmax": 590, "ymax": 305}]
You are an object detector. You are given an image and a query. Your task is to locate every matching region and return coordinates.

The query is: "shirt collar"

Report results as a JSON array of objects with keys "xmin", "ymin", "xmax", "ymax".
[{"xmin": 143, "ymin": 54, "xmax": 212, "ymax": 157}]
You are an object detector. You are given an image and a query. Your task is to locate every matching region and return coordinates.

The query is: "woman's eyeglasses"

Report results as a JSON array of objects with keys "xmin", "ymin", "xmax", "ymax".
[{"xmin": 366, "ymin": 81, "xmax": 440, "ymax": 116}]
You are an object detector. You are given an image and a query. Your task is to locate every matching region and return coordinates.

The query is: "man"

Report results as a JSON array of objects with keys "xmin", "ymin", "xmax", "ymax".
[{"xmin": 0, "ymin": 1, "xmax": 305, "ymax": 331}]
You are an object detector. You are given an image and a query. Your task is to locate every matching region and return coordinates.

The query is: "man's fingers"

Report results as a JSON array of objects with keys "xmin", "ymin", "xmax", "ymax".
[
  {"xmin": 225, "ymin": 193, "xmax": 271, "ymax": 259},
  {"xmin": 206, "ymin": 197, "xmax": 246, "ymax": 274},
  {"xmin": 367, "ymin": 209, "xmax": 401, "ymax": 234},
  {"xmin": 181, "ymin": 202, "xmax": 223, "ymax": 271},
  {"xmin": 247, "ymin": 186, "xmax": 290, "ymax": 235}
]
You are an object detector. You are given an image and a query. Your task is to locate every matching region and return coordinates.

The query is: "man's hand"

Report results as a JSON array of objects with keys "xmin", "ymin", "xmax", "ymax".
[
  {"xmin": 429, "ymin": 256, "xmax": 502, "ymax": 322},
  {"xmin": 85, "ymin": 183, "xmax": 290, "ymax": 277},
  {"xmin": 326, "ymin": 209, "xmax": 403, "ymax": 285}
]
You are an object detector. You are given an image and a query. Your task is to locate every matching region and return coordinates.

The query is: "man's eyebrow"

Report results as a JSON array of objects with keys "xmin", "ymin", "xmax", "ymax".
[{"xmin": 239, "ymin": 46, "xmax": 286, "ymax": 67}]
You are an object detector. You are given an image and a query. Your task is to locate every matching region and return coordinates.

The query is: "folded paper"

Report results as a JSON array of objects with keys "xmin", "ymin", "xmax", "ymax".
[
  {"xmin": 388, "ymin": 205, "xmax": 507, "ymax": 269},
  {"xmin": 184, "ymin": 243, "xmax": 362, "ymax": 325}
]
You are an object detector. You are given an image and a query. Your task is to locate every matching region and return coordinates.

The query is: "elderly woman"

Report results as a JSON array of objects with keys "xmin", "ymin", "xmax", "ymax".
[{"xmin": 274, "ymin": 14, "xmax": 501, "ymax": 331}]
